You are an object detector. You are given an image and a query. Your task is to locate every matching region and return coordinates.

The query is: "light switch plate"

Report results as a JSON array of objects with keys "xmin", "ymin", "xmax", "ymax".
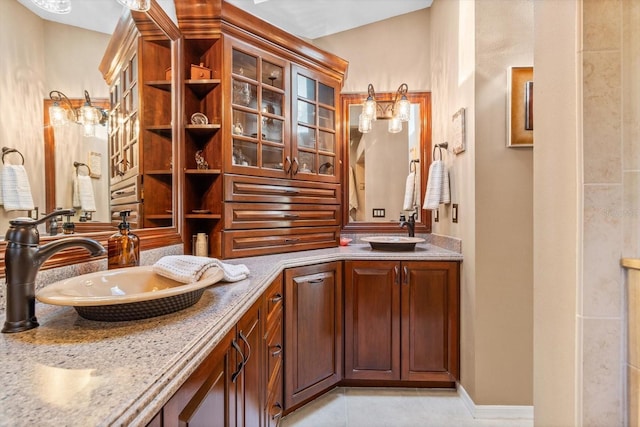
[
  {"xmin": 452, "ymin": 204, "xmax": 458, "ymax": 223},
  {"xmin": 434, "ymin": 209, "xmax": 439, "ymax": 222}
]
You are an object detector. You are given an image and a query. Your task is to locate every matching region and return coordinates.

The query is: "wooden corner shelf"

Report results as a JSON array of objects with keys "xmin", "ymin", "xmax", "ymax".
[{"xmin": 145, "ymin": 80, "xmax": 172, "ymax": 91}]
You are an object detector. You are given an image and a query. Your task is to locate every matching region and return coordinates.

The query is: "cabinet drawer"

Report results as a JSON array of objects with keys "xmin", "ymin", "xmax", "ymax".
[
  {"xmin": 265, "ymin": 277, "xmax": 284, "ymax": 325},
  {"xmin": 266, "ymin": 310, "xmax": 283, "ymax": 390},
  {"xmin": 265, "ymin": 365, "xmax": 283, "ymax": 427},
  {"xmin": 225, "ymin": 174, "xmax": 339, "ymax": 204},
  {"xmin": 110, "ymin": 175, "xmax": 140, "ymax": 205},
  {"xmin": 224, "ymin": 203, "xmax": 340, "ymax": 229},
  {"xmin": 222, "ymin": 227, "xmax": 339, "ymax": 258}
]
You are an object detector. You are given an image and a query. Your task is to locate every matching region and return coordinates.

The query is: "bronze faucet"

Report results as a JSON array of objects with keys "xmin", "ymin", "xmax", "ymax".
[
  {"xmin": 399, "ymin": 212, "xmax": 416, "ymax": 237},
  {"xmin": 2, "ymin": 209, "xmax": 106, "ymax": 333}
]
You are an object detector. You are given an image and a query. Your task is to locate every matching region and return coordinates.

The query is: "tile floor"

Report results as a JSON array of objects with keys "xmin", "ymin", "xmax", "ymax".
[{"xmin": 280, "ymin": 387, "xmax": 534, "ymax": 427}]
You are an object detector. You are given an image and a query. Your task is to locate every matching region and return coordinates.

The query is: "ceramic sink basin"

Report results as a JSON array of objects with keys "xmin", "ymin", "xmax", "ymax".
[
  {"xmin": 36, "ymin": 266, "xmax": 224, "ymax": 322},
  {"xmin": 361, "ymin": 236, "xmax": 426, "ymax": 251}
]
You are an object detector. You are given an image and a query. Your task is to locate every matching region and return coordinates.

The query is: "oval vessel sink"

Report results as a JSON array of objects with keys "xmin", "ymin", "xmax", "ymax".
[
  {"xmin": 36, "ymin": 266, "xmax": 224, "ymax": 321},
  {"xmin": 361, "ymin": 236, "xmax": 426, "ymax": 251}
]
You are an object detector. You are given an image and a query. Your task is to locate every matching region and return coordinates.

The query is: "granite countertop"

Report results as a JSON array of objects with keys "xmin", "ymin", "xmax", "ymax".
[{"xmin": 0, "ymin": 244, "xmax": 462, "ymax": 427}]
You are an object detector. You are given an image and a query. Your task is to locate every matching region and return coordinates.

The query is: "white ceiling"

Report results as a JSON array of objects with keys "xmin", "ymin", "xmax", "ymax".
[{"xmin": 16, "ymin": 0, "xmax": 432, "ymax": 39}]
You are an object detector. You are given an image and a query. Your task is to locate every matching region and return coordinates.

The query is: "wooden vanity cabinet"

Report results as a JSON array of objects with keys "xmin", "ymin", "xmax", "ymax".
[
  {"xmin": 263, "ymin": 277, "xmax": 284, "ymax": 426},
  {"xmin": 161, "ymin": 299, "xmax": 262, "ymax": 427},
  {"xmin": 344, "ymin": 260, "xmax": 460, "ymax": 385},
  {"xmin": 283, "ymin": 262, "xmax": 343, "ymax": 411}
]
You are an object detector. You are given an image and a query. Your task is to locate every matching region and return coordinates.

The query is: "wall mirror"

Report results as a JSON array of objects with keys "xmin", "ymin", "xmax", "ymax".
[
  {"xmin": 0, "ymin": 0, "xmax": 183, "ymax": 275},
  {"xmin": 341, "ymin": 92, "xmax": 432, "ymax": 234}
]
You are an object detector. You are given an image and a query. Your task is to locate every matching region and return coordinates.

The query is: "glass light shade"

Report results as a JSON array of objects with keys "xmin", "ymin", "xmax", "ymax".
[
  {"xmin": 388, "ymin": 116, "xmax": 402, "ymax": 133},
  {"xmin": 116, "ymin": 0, "xmax": 150, "ymax": 11},
  {"xmin": 82, "ymin": 123, "xmax": 96, "ymax": 137},
  {"xmin": 30, "ymin": 0, "xmax": 71, "ymax": 14},
  {"xmin": 363, "ymin": 97, "xmax": 377, "ymax": 121},
  {"xmin": 80, "ymin": 104, "xmax": 100, "ymax": 125},
  {"xmin": 397, "ymin": 96, "xmax": 411, "ymax": 122},
  {"xmin": 358, "ymin": 113, "xmax": 372, "ymax": 133},
  {"xmin": 49, "ymin": 103, "xmax": 68, "ymax": 126}
]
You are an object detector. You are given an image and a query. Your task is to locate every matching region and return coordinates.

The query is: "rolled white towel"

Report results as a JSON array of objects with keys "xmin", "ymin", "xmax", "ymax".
[
  {"xmin": 2, "ymin": 165, "xmax": 34, "ymax": 211},
  {"xmin": 153, "ymin": 255, "xmax": 250, "ymax": 284}
]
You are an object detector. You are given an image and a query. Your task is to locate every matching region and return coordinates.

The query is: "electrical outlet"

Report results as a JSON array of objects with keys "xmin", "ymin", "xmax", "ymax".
[{"xmin": 372, "ymin": 208, "xmax": 385, "ymax": 218}]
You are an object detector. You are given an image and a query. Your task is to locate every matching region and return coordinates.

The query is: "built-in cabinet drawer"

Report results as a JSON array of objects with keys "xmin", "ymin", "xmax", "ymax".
[
  {"xmin": 225, "ymin": 174, "xmax": 340, "ymax": 205},
  {"xmin": 224, "ymin": 202, "xmax": 339, "ymax": 229},
  {"xmin": 263, "ymin": 277, "xmax": 284, "ymax": 427},
  {"xmin": 222, "ymin": 227, "xmax": 339, "ymax": 259}
]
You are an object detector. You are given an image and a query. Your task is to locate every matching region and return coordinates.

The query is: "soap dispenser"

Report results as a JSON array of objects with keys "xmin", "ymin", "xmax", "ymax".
[{"xmin": 108, "ymin": 210, "xmax": 140, "ymax": 270}]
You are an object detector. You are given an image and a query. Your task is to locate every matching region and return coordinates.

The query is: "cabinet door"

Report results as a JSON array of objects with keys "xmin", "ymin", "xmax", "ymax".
[
  {"xmin": 229, "ymin": 40, "xmax": 290, "ymax": 179},
  {"xmin": 284, "ymin": 262, "xmax": 342, "ymax": 409},
  {"xmin": 234, "ymin": 300, "xmax": 262, "ymax": 427},
  {"xmin": 163, "ymin": 330, "xmax": 234, "ymax": 427},
  {"xmin": 344, "ymin": 260, "xmax": 400, "ymax": 380},
  {"xmin": 401, "ymin": 261, "xmax": 460, "ymax": 383},
  {"xmin": 291, "ymin": 65, "xmax": 340, "ymax": 183}
]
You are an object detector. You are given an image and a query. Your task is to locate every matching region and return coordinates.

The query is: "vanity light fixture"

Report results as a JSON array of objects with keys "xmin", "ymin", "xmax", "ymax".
[
  {"xmin": 29, "ymin": 0, "xmax": 149, "ymax": 14},
  {"xmin": 49, "ymin": 90, "xmax": 108, "ymax": 137},
  {"xmin": 358, "ymin": 83, "xmax": 411, "ymax": 134}
]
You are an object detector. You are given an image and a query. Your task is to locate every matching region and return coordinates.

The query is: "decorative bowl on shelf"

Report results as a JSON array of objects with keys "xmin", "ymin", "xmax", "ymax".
[{"xmin": 190, "ymin": 112, "xmax": 208, "ymax": 125}]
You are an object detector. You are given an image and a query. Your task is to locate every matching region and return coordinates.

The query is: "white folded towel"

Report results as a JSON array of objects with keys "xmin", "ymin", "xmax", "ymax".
[
  {"xmin": 423, "ymin": 160, "xmax": 450, "ymax": 210},
  {"xmin": 76, "ymin": 175, "xmax": 96, "ymax": 212},
  {"xmin": 153, "ymin": 255, "xmax": 250, "ymax": 284},
  {"xmin": 2, "ymin": 165, "xmax": 35, "ymax": 211},
  {"xmin": 72, "ymin": 176, "xmax": 81, "ymax": 208},
  {"xmin": 402, "ymin": 171, "xmax": 417, "ymax": 211}
]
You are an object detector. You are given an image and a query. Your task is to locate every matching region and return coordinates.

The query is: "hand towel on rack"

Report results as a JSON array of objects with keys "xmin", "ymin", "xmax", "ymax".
[
  {"xmin": 76, "ymin": 175, "xmax": 96, "ymax": 212},
  {"xmin": 422, "ymin": 160, "xmax": 450, "ymax": 210},
  {"xmin": 349, "ymin": 166, "xmax": 359, "ymax": 211},
  {"xmin": 72, "ymin": 175, "xmax": 81, "ymax": 208},
  {"xmin": 402, "ymin": 171, "xmax": 417, "ymax": 211},
  {"xmin": 2, "ymin": 165, "xmax": 34, "ymax": 211}
]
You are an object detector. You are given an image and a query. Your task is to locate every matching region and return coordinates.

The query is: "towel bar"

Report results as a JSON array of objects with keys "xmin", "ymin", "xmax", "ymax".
[{"xmin": 1, "ymin": 147, "xmax": 24, "ymax": 165}]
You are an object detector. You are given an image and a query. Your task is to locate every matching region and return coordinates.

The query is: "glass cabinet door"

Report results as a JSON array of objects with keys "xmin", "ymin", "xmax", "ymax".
[
  {"xmin": 291, "ymin": 65, "xmax": 340, "ymax": 183},
  {"xmin": 230, "ymin": 45, "xmax": 288, "ymax": 176}
]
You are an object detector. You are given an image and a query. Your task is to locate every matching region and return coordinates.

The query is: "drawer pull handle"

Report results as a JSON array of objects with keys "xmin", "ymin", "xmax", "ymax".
[
  {"xmin": 284, "ymin": 189, "xmax": 300, "ymax": 195},
  {"xmin": 284, "ymin": 238, "xmax": 300, "ymax": 243},
  {"xmin": 283, "ymin": 213, "xmax": 299, "ymax": 219},
  {"xmin": 394, "ymin": 265, "xmax": 400, "ymax": 285},
  {"xmin": 230, "ymin": 339, "xmax": 244, "ymax": 383},
  {"xmin": 308, "ymin": 278, "xmax": 324, "ymax": 284},
  {"xmin": 270, "ymin": 343, "xmax": 283, "ymax": 357},
  {"xmin": 270, "ymin": 293, "xmax": 283, "ymax": 303},
  {"xmin": 403, "ymin": 266, "xmax": 409, "ymax": 285}
]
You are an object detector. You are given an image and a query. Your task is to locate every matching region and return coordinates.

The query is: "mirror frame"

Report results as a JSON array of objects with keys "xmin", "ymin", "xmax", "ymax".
[
  {"xmin": 341, "ymin": 91, "xmax": 432, "ymax": 234},
  {"xmin": 0, "ymin": 1, "xmax": 185, "ymax": 279}
]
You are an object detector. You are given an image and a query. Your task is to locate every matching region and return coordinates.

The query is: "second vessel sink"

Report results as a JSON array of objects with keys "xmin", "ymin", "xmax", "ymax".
[
  {"xmin": 361, "ymin": 236, "xmax": 426, "ymax": 251},
  {"xmin": 36, "ymin": 266, "xmax": 224, "ymax": 321}
]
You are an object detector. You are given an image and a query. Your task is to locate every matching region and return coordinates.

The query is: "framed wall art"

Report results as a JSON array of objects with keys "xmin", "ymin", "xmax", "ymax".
[{"xmin": 507, "ymin": 66, "xmax": 533, "ymax": 147}]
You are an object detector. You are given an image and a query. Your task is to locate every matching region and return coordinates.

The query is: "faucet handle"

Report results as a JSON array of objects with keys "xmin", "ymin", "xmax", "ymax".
[{"xmin": 9, "ymin": 208, "xmax": 75, "ymax": 227}]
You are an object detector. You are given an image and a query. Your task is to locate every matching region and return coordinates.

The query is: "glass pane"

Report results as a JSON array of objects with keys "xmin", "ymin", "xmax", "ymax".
[
  {"xmin": 263, "ymin": 118, "xmax": 283, "ymax": 143},
  {"xmin": 297, "ymin": 125, "xmax": 316, "ymax": 149},
  {"xmin": 318, "ymin": 82, "xmax": 333, "ymax": 105},
  {"xmin": 262, "ymin": 89, "xmax": 283, "ymax": 116},
  {"xmin": 233, "ymin": 139, "xmax": 257, "ymax": 167},
  {"xmin": 318, "ymin": 107, "xmax": 334, "ymax": 129},
  {"xmin": 298, "ymin": 151, "xmax": 315, "ymax": 174},
  {"xmin": 262, "ymin": 145, "xmax": 284, "ymax": 169},
  {"xmin": 232, "ymin": 111, "xmax": 258, "ymax": 138},
  {"xmin": 297, "ymin": 100, "xmax": 315, "ymax": 125},
  {"xmin": 232, "ymin": 50, "xmax": 257, "ymax": 80},
  {"xmin": 262, "ymin": 61, "xmax": 283, "ymax": 89},
  {"xmin": 318, "ymin": 131, "xmax": 334, "ymax": 153},
  {"xmin": 319, "ymin": 155, "xmax": 335, "ymax": 176},
  {"xmin": 232, "ymin": 79, "xmax": 257, "ymax": 108},
  {"xmin": 297, "ymin": 75, "xmax": 315, "ymax": 101}
]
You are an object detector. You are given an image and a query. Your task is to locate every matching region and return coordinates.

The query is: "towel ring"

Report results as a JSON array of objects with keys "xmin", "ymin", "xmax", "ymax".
[
  {"xmin": 409, "ymin": 159, "xmax": 420, "ymax": 173},
  {"xmin": 73, "ymin": 161, "xmax": 92, "ymax": 176},
  {"xmin": 432, "ymin": 142, "xmax": 449, "ymax": 161},
  {"xmin": 1, "ymin": 147, "xmax": 24, "ymax": 165}
]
